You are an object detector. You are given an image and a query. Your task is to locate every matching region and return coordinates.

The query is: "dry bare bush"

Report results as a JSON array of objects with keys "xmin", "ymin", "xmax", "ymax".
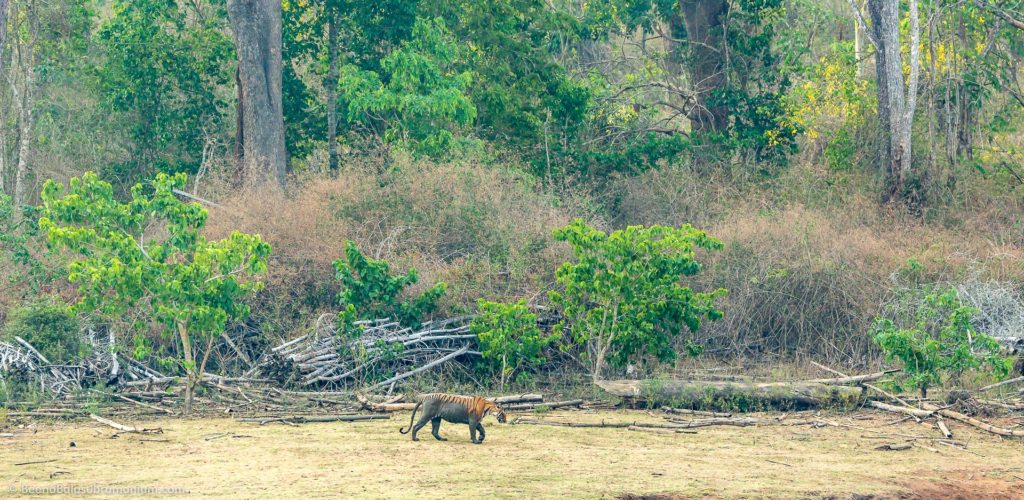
[
  {"xmin": 202, "ymin": 157, "xmax": 576, "ymax": 338},
  {"xmin": 610, "ymin": 162, "xmax": 1024, "ymax": 368}
]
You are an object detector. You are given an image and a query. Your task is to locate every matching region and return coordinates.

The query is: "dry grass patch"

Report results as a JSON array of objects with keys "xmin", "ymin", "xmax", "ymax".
[{"xmin": 2, "ymin": 410, "xmax": 1022, "ymax": 498}]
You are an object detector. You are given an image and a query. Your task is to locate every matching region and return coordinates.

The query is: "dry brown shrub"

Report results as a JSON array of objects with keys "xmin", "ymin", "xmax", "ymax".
[
  {"xmin": 201, "ymin": 157, "xmax": 577, "ymax": 336},
  {"xmin": 612, "ymin": 162, "xmax": 1024, "ymax": 368}
]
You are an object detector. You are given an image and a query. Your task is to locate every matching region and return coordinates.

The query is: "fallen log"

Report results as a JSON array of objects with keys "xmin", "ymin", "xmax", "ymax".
[
  {"xmin": 120, "ymin": 377, "xmax": 177, "ymax": 388},
  {"xmin": 596, "ymin": 379, "xmax": 865, "ymax": 408},
  {"xmin": 627, "ymin": 425, "xmax": 697, "ymax": 435},
  {"xmin": 662, "ymin": 406, "xmax": 732, "ymax": 417},
  {"xmin": 921, "ymin": 402, "xmax": 1024, "ymax": 438},
  {"xmin": 514, "ymin": 419, "xmax": 632, "ymax": 428},
  {"xmin": 89, "ymin": 414, "xmax": 162, "ymax": 434},
  {"xmin": 238, "ymin": 414, "xmax": 390, "ymax": 425},
  {"xmin": 356, "ymin": 394, "xmax": 417, "ymax": 412},
  {"xmin": 869, "ymin": 401, "xmax": 933, "ymax": 418},
  {"xmin": 91, "ymin": 389, "xmax": 173, "ymax": 415},
  {"xmin": 979, "ymin": 375, "xmax": 1024, "ymax": 393},
  {"xmin": 812, "ymin": 361, "xmax": 919, "ymax": 411},
  {"xmin": 802, "ymin": 369, "xmax": 900, "ymax": 386},
  {"xmin": 491, "ymin": 394, "xmax": 544, "ymax": 404},
  {"xmin": 665, "ymin": 417, "xmax": 758, "ymax": 428},
  {"xmin": 515, "ymin": 418, "xmax": 745, "ymax": 431},
  {"xmin": 875, "ymin": 442, "xmax": 913, "ymax": 451},
  {"xmin": 502, "ymin": 400, "xmax": 583, "ymax": 411}
]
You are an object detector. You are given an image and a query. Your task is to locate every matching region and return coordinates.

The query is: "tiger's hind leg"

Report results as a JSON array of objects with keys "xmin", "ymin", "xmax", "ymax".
[
  {"xmin": 431, "ymin": 417, "xmax": 447, "ymax": 441},
  {"xmin": 411, "ymin": 413, "xmax": 432, "ymax": 441}
]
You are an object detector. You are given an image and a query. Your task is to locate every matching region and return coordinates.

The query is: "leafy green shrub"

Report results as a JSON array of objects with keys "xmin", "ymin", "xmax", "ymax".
[
  {"xmin": 550, "ymin": 219, "xmax": 727, "ymax": 382},
  {"xmin": 873, "ymin": 287, "xmax": 1012, "ymax": 397},
  {"xmin": 339, "ymin": 17, "xmax": 476, "ymax": 157},
  {"xmin": 471, "ymin": 299, "xmax": 557, "ymax": 390},
  {"xmin": 333, "ymin": 241, "xmax": 446, "ymax": 333},
  {"xmin": 0, "ymin": 194, "xmax": 58, "ymax": 306},
  {"xmin": 1, "ymin": 300, "xmax": 85, "ymax": 364},
  {"xmin": 39, "ymin": 172, "xmax": 271, "ymax": 415}
]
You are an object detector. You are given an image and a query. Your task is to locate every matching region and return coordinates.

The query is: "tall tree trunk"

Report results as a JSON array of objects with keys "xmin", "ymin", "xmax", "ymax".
[
  {"xmin": 865, "ymin": 0, "xmax": 919, "ymax": 203},
  {"xmin": 679, "ymin": 0, "xmax": 729, "ymax": 137},
  {"xmin": 13, "ymin": 62, "xmax": 31, "ymax": 206},
  {"xmin": 227, "ymin": 0, "xmax": 287, "ymax": 188},
  {"xmin": 854, "ymin": 1, "xmax": 864, "ymax": 78},
  {"xmin": 326, "ymin": 7, "xmax": 339, "ymax": 173},
  {"xmin": 0, "ymin": 0, "xmax": 9, "ymax": 196},
  {"xmin": 10, "ymin": 0, "xmax": 35, "ymax": 208},
  {"xmin": 177, "ymin": 322, "xmax": 195, "ymax": 417}
]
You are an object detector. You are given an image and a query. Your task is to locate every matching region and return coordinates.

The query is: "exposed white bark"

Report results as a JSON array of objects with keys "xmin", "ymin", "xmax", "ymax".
[
  {"xmin": 10, "ymin": 0, "xmax": 36, "ymax": 207},
  {"xmin": 862, "ymin": 0, "xmax": 921, "ymax": 201}
]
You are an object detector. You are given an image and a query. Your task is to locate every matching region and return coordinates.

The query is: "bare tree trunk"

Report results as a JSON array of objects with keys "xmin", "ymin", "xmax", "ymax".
[
  {"xmin": 177, "ymin": 322, "xmax": 195, "ymax": 416},
  {"xmin": 854, "ymin": 2, "xmax": 864, "ymax": 79},
  {"xmin": 227, "ymin": 0, "xmax": 287, "ymax": 188},
  {"xmin": 13, "ymin": 62, "xmax": 31, "ymax": 206},
  {"xmin": 326, "ymin": 7, "xmax": 339, "ymax": 174},
  {"xmin": 10, "ymin": 0, "xmax": 36, "ymax": 207},
  {"xmin": 864, "ymin": 0, "xmax": 919, "ymax": 203},
  {"xmin": 679, "ymin": 0, "xmax": 729, "ymax": 137},
  {"xmin": 0, "ymin": 0, "xmax": 9, "ymax": 196}
]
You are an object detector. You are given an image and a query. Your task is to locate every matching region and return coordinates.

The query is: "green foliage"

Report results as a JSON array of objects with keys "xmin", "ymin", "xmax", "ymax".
[
  {"xmin": 1, "ymin": 299, "xmax": 85, "ymax": 364},
  {"xmin": 549, "ymin": 219, "xmax": 726, "ymax": 380},
  {"xmin": 872, "ymin": 287, "xmax": 1012, "ymax": 397},
  {"xmin": 421, "ymin": 0, "xmax": 589, "ymax": 160},
  {"xmin": 471, "ymin": 299, "xmax": 557, "ymax": 388},
  {"xmin": 710, "ymin": 0, "xmax": 798, "ymax": 167},
  {"xmin": 339, "ymin": 17, "xmax": 476, "ymax": 157},
  {"xmin": 96, "ymin": 0, "xmax": 234, "ymax": 179},
  {"xmin": 38, "ymin": 172, "xmax": 270, "ymax": 413},
  {"xmin": 787, "ymin": 42, "xmax": 873, "ymax": 172},
  {"xmin": 0, "ymin": 194, "xmax": 56, "ymax": 296},
  {"xmin": 333, "ymin": 241, "xmax": 446, "ymax": 333}
]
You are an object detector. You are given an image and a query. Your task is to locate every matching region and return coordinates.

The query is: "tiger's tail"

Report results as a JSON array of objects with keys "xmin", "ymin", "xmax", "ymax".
[{"xmin": 399, "ymin": 401, "xmax": 423, "ymax": 434}]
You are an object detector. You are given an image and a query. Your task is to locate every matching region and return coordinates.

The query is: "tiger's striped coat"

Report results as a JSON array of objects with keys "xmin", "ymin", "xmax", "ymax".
[{"xmin": 399, "ymin": 393, "xmax": 507, "ymax": 444}]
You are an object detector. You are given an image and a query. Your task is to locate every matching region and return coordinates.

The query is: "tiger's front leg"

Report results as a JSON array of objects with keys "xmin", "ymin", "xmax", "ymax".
[
  {"xmin": 469, "ymin": 418, "xmax": 482, "ymax": 444},
  {"xmin": 475, "ymin": 422, "xmax": 486, "ymax": 443}
]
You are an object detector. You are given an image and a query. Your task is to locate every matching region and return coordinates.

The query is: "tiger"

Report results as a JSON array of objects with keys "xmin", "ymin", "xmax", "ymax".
[{"xmin": 399, "ymin": 393, "xmax": 507, "ymax": 444}]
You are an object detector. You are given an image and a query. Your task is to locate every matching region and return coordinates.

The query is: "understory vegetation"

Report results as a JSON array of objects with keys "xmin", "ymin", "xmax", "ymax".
[{"xmin": 1, "ymin": 0, "xmax": 1023, "ymax": 398}]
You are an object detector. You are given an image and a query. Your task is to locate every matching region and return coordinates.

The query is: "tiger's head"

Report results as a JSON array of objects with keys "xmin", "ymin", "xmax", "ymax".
[{"xmin": 484, "ymin": 401, "xmax": 507, "ymax": 423}]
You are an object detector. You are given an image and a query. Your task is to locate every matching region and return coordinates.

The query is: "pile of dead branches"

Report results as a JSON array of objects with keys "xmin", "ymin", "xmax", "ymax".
[
  {"xmin": 0, "ymin": 326, "xmax": 168, "ymax": 396},
  {"xmin": 265, "ymin": 314, "xmax": 479, "ymax": 389}
]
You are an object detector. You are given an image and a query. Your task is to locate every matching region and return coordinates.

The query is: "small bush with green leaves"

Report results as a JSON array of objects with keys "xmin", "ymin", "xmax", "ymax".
[
  {"xmin": 872, "ymin": 287, "xmax": 1012, "ymax": 397},
  {"xmin": 471, "ymin": 299, "xmax": 558, "ymax": 390},
  {"xmin": 550, "ymin": 219, "xmax": 727, "ymax": 382},
  {"xmin": 333, "ymin": 241, "xmax": 446, "ymax": 334},
  {"xmin": 38, "ymin": 171, "xmax": 271, "ymax": 415},
  {"xmin": 1, "ymin": 299, "xmax": 86, "ymax": 364}
]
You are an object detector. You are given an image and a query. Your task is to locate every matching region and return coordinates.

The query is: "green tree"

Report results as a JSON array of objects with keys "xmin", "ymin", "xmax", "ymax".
[
  {"xmin": 873, "ymin": 287, "xmax": 1012, "ymax": 397},
  {"xmin": 471, "ymin": 299, "xmax": 557, "ymax": 390},
  {"xmin": 550, "ymin": 219, "xmax": 726, "ymax": 382},
  {"xmin": 333, "ymin": 240, "xmax": 446, "ymax": 333},
  {"xmin": 38, "ymin": 172, "xmax": 270, "ymax": 415},
  {"xmin": 339, "ymin": 17, "xmax": 476, "ymax": 157},
  {"xmin": 96, "ymin": 0, "xmax": 234, "ymax": 180}
]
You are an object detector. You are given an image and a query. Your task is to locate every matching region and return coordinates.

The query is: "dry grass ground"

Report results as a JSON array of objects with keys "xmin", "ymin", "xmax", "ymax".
[{"xmin": 2, "ymin": 410, "xmax": 1023, "ymax": 499}]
